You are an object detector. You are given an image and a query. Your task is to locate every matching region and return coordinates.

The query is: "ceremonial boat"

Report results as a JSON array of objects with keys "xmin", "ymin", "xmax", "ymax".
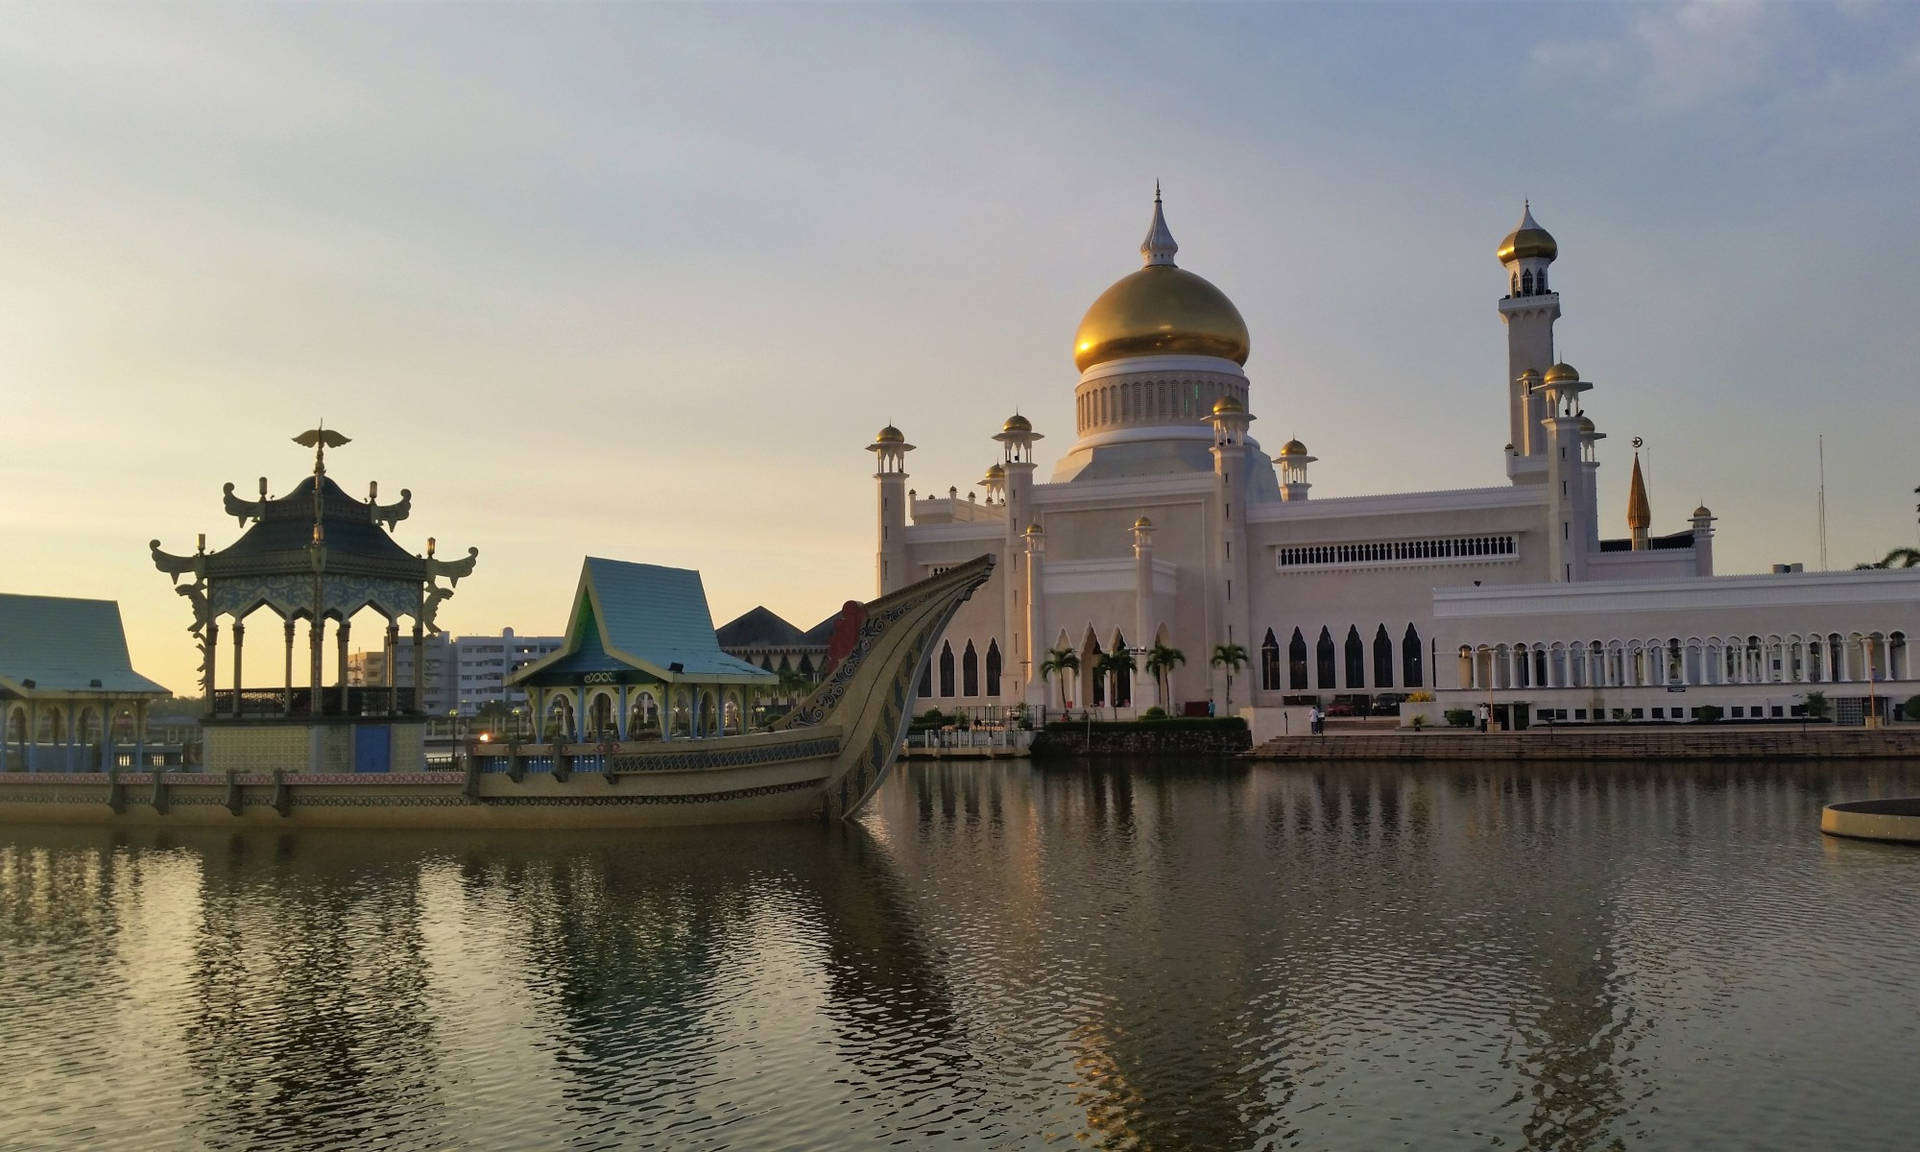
[{"xmin": 0, "ymin": 555, "xmax": 993, "ymax": 828}]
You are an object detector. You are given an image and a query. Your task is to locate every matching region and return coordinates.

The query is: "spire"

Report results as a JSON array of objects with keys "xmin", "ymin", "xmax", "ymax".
[
  {"xmin": 1519, "ymin": 199, "xmax": 1539, "ymax": 231},
  {"xmin": 1627, "ymin": 450, "xmax": 1651, "ymax": 548},
  {"xmin": 1141, "ymin": 184, "xmax": 1178, "ymax": 267}
]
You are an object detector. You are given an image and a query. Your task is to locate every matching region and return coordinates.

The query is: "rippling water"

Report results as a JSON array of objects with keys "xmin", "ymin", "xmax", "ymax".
[{"xmin": 4, "ymin": 760, "xmax": 1920, "ymax": 1150}]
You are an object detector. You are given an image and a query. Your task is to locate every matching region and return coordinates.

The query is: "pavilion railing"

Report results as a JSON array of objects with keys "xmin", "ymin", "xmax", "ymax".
[{"xmin": 210, "ymin": 687, "xmax": 420, "ymax": 718}]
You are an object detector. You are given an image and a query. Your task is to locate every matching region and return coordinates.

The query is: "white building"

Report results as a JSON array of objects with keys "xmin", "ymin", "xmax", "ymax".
[
  {"xmin": 350, "ymin": 629, "xmax": 560, "ymax": 717},
  {"xmin": 875, "ymin": 195, "xmax": 1918, "ymax": 725}
]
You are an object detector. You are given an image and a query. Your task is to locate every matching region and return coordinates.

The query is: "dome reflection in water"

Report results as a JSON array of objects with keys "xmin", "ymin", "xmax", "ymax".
[{"xmin": 4, "ymin": 759, "xmax": 1919, "ymax": 1150}]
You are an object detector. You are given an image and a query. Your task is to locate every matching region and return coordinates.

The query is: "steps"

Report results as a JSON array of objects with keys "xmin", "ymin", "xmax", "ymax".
[{"xmin": 1248, "ymin": 727, "xmax": 1920, "ymax": 762}]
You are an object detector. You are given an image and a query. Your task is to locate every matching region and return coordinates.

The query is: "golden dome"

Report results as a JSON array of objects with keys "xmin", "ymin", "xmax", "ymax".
[
  {"xmin": 1023, "ymin": 522, "xmax": 1043, "ymax": 537},
  {"xmin": 1577, "ymin": 415, "xmax": 1596, "ymax": 434},
  {"xmin": 1278, "ymin": 438, "xmax": 1309, "ymax": 457},
  {"xmin": 1002, "ymin": 413, "xmax": 1032, "ymax": 434},
  {"xmin": 985, "ymin": 462, "xmax": 1006, "ymax": 478},
  {"xmin": 1692, "ymin": 504, "xmax": 1712, "ymax": 519},
  {"xmin": 1497, "ymin": 202, "xmax": 1557, "ymax": 264},
  {"xmin": 1543, "ymin": 361, "xmax": 1580, "ymax": 384},
  {"xmin": 1072, "ymin": 194, "xmax": 1250, "ymax": 372},
  {"xmin": 1211, "ymin": 394, "xmax": 1245, "ymax": 416},
  {"xmin": 874, "ymin": 425, "xmax": 904, "ymax": 444},
  {"xmin": 1132, "ymin": 515, "xmax": 1154, "ymax": 531}
]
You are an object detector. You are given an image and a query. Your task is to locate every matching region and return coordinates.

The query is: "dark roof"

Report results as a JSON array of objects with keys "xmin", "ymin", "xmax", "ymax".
[
  {"xmin": 1599, "ymin": 530, "xmax": 1696, "ymax": 553},
  {"xmin": 715, "ymin": 606, "xmax": 808, "ymax": 649},
  {"xmin": 212, "ymin": 475, "xmax": 417, "ymax": 567},
  {"xmin": 0, "ymin": 594, "xmax": 169, "ymax": 696},
  {"xmin": 802, "ymin": 611, "xmax": 843, "ymax": 645}
]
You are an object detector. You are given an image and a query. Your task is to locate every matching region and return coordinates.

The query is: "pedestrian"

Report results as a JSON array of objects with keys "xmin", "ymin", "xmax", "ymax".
[
  {"xmin": 1308, "ymin": 704, "xmax": 1322, "ymax": 735},
  {"xmin": 1477, "ymin": 702, "xmax": 1489, "ymax": 733}
]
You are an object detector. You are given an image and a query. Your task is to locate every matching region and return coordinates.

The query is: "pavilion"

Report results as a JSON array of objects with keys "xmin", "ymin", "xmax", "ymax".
[
  {"xmin": 150, "ymin": 429, "xmax": 478, "ymax": 773},
  {"xmin": 0, "ymin": 594, "xmax": 170, "ymax": 772},
  {"xmin": 511, "ymin": 557, "xmax": 777, "ymax": 742}
]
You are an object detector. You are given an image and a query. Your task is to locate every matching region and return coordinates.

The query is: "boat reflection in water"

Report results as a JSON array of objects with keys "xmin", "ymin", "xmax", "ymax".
[{"xmin": 4, "ymin": 757, "xmax": 1919, "ymax": 1150}]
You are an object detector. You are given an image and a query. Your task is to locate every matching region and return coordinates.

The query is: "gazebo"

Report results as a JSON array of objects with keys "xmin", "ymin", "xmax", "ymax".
[
  {"xmin": 510, "ymin": 557, "xmax": 776, "ymax": 744},
  {"xmin": 150, "ymin": 429, "xmax": 477, "ymax": 773},
  {"xmin": 0, "ymin": 594, "xmax": 170, "ymax": 773}
]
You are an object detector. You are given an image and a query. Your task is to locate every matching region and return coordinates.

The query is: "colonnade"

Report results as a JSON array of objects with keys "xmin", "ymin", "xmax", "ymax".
[
  {"xmin": 205, "ymin": 608, "xmax": 425, "ymax": 718},
  {"xmin": 529, "ymin": 682, "xmax": 771, "ymax": 745},
  {"xmin": 1458, "ymin": 630, "xmax": 1910, "ymax": 691},
  {"xmin": 0, "ymin": 698, "xmax": 151, "ymax": 773}
]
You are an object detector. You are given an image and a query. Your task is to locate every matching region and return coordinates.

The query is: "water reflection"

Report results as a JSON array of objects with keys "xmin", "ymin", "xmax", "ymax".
[{"xmin": 4, "ymin": 760, "xmax": 1919, "ymax": 1151}]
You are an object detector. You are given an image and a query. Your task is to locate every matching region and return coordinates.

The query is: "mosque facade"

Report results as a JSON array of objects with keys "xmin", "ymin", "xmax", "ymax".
[{"xmin": 872, "ymin": 196, "xmax": 1917, "ymax": 725}]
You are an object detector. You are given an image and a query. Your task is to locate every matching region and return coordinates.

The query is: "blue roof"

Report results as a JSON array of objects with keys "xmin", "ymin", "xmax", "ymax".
[
  {"xmin": 0, "ymin": 594, "xmax": 169, "ymax": 696},
  {"xmin": 514, "ymin": 558, "xmax": 774, "ymax": 685}
]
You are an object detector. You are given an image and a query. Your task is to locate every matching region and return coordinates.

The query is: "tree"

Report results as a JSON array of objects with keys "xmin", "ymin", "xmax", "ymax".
[
  {"xmin": 1144, "ymin": 643, "xmax": 1187, "ymax": 710},
  {"xmin": 1804, "ymin": 690, "xmax": 1830, "ymax": 722},
  {"xmin": 1854, "ymin": 547, "xmax": 1920, "ymax": 570},
  {"xmin": 1093, "ymin": 649, "xmax": 1136, "ymax": 721},
  {"xmin": 1210, "ymin": 643, "xmax": 1250, "ymax": 714},
  {"xmin": 1039, "ymin": 646, "xmax": 1080, "ymax": 711},
  {"xmin": 777, "ymin": 665, "xmax": 812, "ymax": 703}
]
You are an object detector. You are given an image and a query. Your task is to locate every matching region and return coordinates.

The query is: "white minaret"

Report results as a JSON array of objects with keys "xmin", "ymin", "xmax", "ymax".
[
  {"xmin": 868, "ymin": 425, "xmax": 913, "ymax": 594},
  {"xmin": 1208, "ymin": 395, "xmax": 1254, "ymax": 704},
  {"xmin": 1022, "ymin": 523, "xmax": 1049, "ymax": 708},
  {"xmin": 1690, "ymin": 504, "xmax": 1716, "ymax": 576},
  {"xmin": 1537, "ymin": 362, "xmax": 1594, "ymax": 582},
  {"xmin": 1275, "ymin": 438, "xmax": 1315, "ymax": 502},
  {"xmin": 1130, "ymin": 515, "xmax": 1158, "ymax": 712},
  {"xmin": 1498, "ymin": 203, "xmax": 1560, "ymax": 484},
  {"xmin": 994, "ymin": 415, "xmax": 1043, "ymax": 698}
]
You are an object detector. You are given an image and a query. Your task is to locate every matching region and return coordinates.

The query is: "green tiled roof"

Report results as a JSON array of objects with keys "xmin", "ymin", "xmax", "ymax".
[
  {"xmin": 0, "ymin": 594, "xmax": 169, "ymax": 696},
  {"xmin": 512, "ymin": 558, "xmax": 775, "ymax": 686}
]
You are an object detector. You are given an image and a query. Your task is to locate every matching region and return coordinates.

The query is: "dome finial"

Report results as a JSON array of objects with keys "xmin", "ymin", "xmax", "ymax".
[{"xmin": 1141, "ymin": 186, "xmax": 1178, "ymax": 267}]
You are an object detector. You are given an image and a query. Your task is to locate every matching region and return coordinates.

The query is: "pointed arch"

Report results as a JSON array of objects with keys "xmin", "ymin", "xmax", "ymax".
[
  {"xmin": 985, "ymin": 640, "xmax": 1002, "ymax": 696},
  {"xmin": 1111, "ymin": 631, "xmax": 1131, "ymax": 707},
  {"xmin": 1372, "ymin": 624, "xmax": 1394, "ymax": 689},
  {"xmin": 1402, "ymin": 624, "xmax": 1423, "ymax": 687},
  {"xmin": 962, "ymin": 640, "xmax": 980, "ymax": 697},
  {"xmin": 938, "ymin": 641, "xmax": 955, "ymax": 698},
  {"xmin": 1260, "ymin": 628, "xmax": 1281, "ymax": 692},
  {"xmin": 1081, "ymin": 629, "xmax": 1105, "ymax": 708},
  {"xmin": 1316, "ymin": 627, "xmax": 1336, "ymax": 689},
  {"xmin": 1289, "ymin": 628, "xmax": 1308, "ymax": 690},
  {"xmin": 1344, "ymin": 626, "xmax": 1365, "ymax": 688}
]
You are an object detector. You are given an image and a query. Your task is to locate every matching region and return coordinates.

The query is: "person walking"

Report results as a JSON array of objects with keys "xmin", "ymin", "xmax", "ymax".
[
  {"xmin": 1308, "ymin": 704, "xmax": 1322, "ymax": 735},
  {"xmin": 1477, "ymin": 702, "xmax": 1490, "ymax": 733}
]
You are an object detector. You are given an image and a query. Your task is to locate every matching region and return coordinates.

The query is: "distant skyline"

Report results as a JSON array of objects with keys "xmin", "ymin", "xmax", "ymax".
[{"xmin": 5, "ymin": 3, "xmax": 1917, "ymax": 694}]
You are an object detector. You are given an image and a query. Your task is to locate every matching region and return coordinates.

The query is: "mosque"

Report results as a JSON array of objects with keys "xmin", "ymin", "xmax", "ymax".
[{"xmin": 873, "ymin": 195, "xmax": 1917, "ymax": 727}]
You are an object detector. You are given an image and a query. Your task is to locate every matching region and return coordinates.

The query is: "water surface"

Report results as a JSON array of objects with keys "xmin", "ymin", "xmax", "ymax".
[{"xmin": 3, "ymin": 759, "xmax": 1918, "ymax": 1150}]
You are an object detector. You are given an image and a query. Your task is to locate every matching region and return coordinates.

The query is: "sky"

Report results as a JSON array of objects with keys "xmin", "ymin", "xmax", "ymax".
[{"xmin": 4, "ymin": 2, "xmax": 1917, "ymax": 695}]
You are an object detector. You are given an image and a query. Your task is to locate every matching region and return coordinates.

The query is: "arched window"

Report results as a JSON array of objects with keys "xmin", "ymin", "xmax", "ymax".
[
  {"xmin": 1112, "ymin": 632, "xmax": 1131, "ymax": 707},
  {"xmin": 938, "ymin": 641, "xmax": 955, "ymax": 697},
  {"xmin": 1402, "ymin": 624, "xmax": 1424, "ymax": 687},
  {"xmin": 962, "ymin": 641, "xmax": 979, "ymax": 697},
  {"xmin": 1521, "ymin": 269, "xmax": 1534, "ymax": 294},
  {"xmin": 1289, "ymin": 628, "xmax": 1309, "ymax": 690},
  {"xmin": 1373, "ymin": 625, "xmax": 1394, "ymax": 688},
  {"xmin": 1537, "ymin": 270, "xmax": 1547, "ymax": 293},
  {"xmin": 1317, "ymin": 627, "xmax": 1336, "ymax": 689},
  {"xmin": 1260, "ymin": 629, "xmax": 1281, "ymax": 691},
  {"xmin": 1345, "ymin": 626, "xmax": 1366, "ymax": 689},
  {"xmin": 986, "ymin": 641, "xmax": 1002, "ymax": 696},
  {"xmin": 1087, "ymin": 640, "xmax": 1106, "ymax": 708},
  {"xmin": 1511, "ymin": 272, "xmax": 1520, "ymax": 295}
]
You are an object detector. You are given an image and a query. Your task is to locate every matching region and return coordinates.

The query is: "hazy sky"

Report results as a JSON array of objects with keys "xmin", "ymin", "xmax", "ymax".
[{"xmin": 5, "ymin": 2, "xmax": 1917, "ymax": 694}]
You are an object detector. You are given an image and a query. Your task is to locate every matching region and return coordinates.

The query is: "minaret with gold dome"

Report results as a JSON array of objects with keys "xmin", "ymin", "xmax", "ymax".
[
  {"xmin": 1498, "ymin": 202, "xmax": 1562, "ymax": 481},
  {"xmin": 869, "ymin": 424, "xmax": 913, "ymax": 593}
]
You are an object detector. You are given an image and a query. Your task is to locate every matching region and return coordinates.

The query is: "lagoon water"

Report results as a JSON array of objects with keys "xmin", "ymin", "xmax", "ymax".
[{"xmin": 4, "ymin": 759, "xmax": 1919, "ymax": 1151}]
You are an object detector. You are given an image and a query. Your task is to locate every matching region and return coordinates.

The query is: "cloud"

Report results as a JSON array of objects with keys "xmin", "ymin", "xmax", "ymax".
[{"xmin": 1530, "ymin": 0, "xmax": 1787, "ymax": 112}]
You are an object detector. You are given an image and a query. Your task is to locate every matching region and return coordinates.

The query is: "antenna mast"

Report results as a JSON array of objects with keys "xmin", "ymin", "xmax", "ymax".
[{"xmin": 1817, "ymin": 434, "xmax": 1828, "ymax": 571}]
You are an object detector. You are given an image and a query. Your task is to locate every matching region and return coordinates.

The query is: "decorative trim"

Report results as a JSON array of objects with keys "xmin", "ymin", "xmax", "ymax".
[{"xmin": 486, "ymin": 778, "xmax": 825, "ymax": 807}]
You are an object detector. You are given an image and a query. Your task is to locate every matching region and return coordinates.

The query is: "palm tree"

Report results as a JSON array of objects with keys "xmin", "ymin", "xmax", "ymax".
[
  {"xmin": 1143, "ymin": 642, "xmax": 1186, "ymax": 710},
  {"xmin": 1210, "ymin": 642, "xmax": 1250, "ymax": 714},
  {"xmin": 1855, "ymin": 547, "xmax": 1920, "ymax": 569},
  {"xmin": 1038, "ymin": 647, "xmax": 1081, "ymax": 711},
  {"xmin": 1093, "ymin": 649, "xmax": 1136, "ymax": 721},
  {"xmin": 776, "ymin": 666, "xmax": 811, "ymax": 705}
]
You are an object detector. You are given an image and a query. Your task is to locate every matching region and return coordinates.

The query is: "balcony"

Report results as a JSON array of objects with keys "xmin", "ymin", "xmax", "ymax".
[{"xmin": 208, "ymin": 686, "xmax": 420, "ymax": 720}]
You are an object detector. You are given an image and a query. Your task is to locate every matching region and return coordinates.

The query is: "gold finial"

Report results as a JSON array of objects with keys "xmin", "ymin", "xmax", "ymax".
[
  {"xmin": 292, "ymin": 424, "xmax": 351, "ymax": 475},
  {"xmin": 427, "ymin": 536, "xmax": 437, "ymax": 558}
]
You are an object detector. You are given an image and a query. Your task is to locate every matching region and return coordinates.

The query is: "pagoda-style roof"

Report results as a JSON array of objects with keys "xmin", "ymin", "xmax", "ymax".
[
  {"xmin": 0, "ymin": 594, "xmax": 168, "ymax": 698},
  {"xmin": 204, "ymin": 474, "xmax": 423, "ymax": 579},
  {"xmin": 514, "ymin": 558, "xmax": 776, "ymax": 688}
]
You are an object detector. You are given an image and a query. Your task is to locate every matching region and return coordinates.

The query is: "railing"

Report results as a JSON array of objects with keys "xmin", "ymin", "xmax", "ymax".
[{"xmin": 209, "ymin": 687, "xmax": 419, "ymax": 718}]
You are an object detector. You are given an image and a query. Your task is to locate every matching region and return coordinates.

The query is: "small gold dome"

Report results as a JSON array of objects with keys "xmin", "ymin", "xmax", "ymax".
[
  {"xmin": 1278, "ymin": 438, "xmax": 1309, "ymax": 457},
  {"xmin": 1577, "ymin": 415, "xmax": 1596, "ymax": 434},
  {"xmin": 1692, "ymin": 504, "xmax": 1712, "ymax": 519},
  {"xmin": 1543, "ymin": 362, "xmax": 1580, "ymax": 384},
  {"xmin": 1074, "ymin": 266, "xmax": 1251, "ymax": 372},
  {"xmin": 1132, "ymin": 515, "xmax": 1154, "ymax": 531},
  {"xmin": 1023, "ymin": 522, "xmax": 1043, "ymax": 537},
  {"xmin": 1211, "ymin": 394, "xmax": 1245, "ymax": 416},
  {"xmin": 874, "ymin": 425, "xmax": 904, "ymax": 444},
  {"xmin": 1497, "ymin": 202, "xmax": 1558, "ymax": 264},
  {"xmin": 1002, "ymin": 414, "xmax": 1032, "ymax": 434},
  {"xmin": 985, "ymin": 462, "xmax": 1006, "ymax": 478}
]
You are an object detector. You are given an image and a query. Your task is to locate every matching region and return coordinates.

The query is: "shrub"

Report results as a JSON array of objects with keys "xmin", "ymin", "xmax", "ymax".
[
  {"xmin": 1804, "ymin": 691, "xmax": 1830, "ymax": 720},
  {"xmin": 1410, "ymin": 714, "xmax": 1426, "ymax": 731},
  {"xmin": 1140, "ymin": 706, "xmax": 1169, "ymax": 721},
  {"xmin": 1903, "ymin": 695, "xmax": 1920, "ymax": 722},
  {"xmin": 1694, "ymin": 705, "xmax": 1724, "ymax": 724},
  {"xmin": 1444, "ymin": 708, "xmax": 1474, "ymax": 728},
  {"xmin": 1406, "ymin": 691, "xmax": 1435, "ymax": 703}
]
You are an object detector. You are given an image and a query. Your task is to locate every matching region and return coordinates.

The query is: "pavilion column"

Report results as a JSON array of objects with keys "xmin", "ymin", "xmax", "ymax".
[
  {"xmin": 65, "ymin": 707, "xmax": 76, "ymax": 773},
  {"xmin": 411, "ymin": 622, "xmax": 425, "ymax": 715},
  {"xmin": 385, "ymin": 621, "xmax": 400, "ymax": 716},
  {"xmin": 202, "ymin": 620, "xmax": 220, "ymax": 719},
  {"xmin": 1840, "ymin": 639, "xmax": 1852, "ymax": 683},
  {"xmin": 309, "ymin": 617, "xmax": 326, "ymax": 716},
  {"xmin": 100, "ymin": 704, "xmax": 116, "ymax": 772},
  {"xmin": 617, "ymin": 684, "xmax": 630, "ymax": 741},
  {"xmin": 572, "ymin": 687, "xmax": 586, "ymax": 744},
  {"xmin": 283, "ymin": 619, "xmax": 296, "ymax": 715},
  {"xmin": 25, "ymin": 701, "xmax": 37, "ymax": 772},
  {"xmin": 132, "ymin": 700, "xmax": 146, "ymax": 771},
  {"xmin": 336, "ymin": 619, "xmax": 352, "ymax": 714},
  {"xmin": 661, "ymin": 687, "xmax": 674, "ymax": 743},
  {"xmin": 231, "ymin": 621, "xmax": 246, "ymax": 718}
]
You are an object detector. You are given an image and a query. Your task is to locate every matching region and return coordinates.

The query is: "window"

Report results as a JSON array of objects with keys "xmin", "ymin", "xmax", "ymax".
[
  {"xmin": 938, "ymin": 642, "xmax": 955, "ymax": 697},
  {"xmin": 986, "ymin": 641, "xmax": 1002, "ymax": 697},
  {"xmin": 1317, "ymin": 627, "xmax": 1336, "ymax": 690},
  {"xmin": 962, "ymin": 641, "xmax": 979, "ymax": 697},
  {"xmin": 1373, "ymin": 625, "xmax": 1394, "ymax": 689},
  {"xmin": 1402, "ymin": 624, "xmax": 1423, "ymax": 687},
  {"xmin": 1277, "ymin": 533, "xmax": 1519, "ymax": 570},
  {"xmin": 1345, "ymin": 626, "xmax": 1366, "ymax": 689},
  {"xmin": 1289, "ymin": 628, "xmax": 1309, "ymax": 690},
  {"xmin": 1261, "ymin": 629, "xmax": 1281, "ymax": 691}
]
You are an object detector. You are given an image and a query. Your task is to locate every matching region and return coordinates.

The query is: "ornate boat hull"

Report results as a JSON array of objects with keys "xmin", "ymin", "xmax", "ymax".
[{"xmin": 0, "ymin": 556, "xmax": 994, "ymax": 829}]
